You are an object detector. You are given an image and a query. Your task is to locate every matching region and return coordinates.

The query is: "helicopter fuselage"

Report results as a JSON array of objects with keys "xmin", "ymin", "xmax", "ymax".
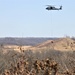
[{"xmin": 46, "ymin": 6, "xmax": 62, "ymax": 10}]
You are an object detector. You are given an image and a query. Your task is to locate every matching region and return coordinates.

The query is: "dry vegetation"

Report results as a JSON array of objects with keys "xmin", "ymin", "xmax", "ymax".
[
  {"xmin": 0, "ymin": 49, "xmax": 75, "ymax": 75},
  {"xmin": 0, "ymin": 37, "xmax": 75, "ymax": 75}
]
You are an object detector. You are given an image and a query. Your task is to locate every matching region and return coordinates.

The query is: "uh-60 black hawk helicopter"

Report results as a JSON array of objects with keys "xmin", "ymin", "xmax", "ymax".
[{"xmin": 46, "ymin": 5, "xmax": 62, "ymax": 10}]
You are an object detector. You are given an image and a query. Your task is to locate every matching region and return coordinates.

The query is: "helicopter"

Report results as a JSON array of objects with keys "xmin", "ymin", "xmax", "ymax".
[{"xmin": 46, "ymin": 5, "xmax": 62, "ymax": 10}]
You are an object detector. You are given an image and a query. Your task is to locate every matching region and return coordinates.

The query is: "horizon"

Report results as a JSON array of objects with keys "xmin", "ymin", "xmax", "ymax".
[{"xmin": 0, "ymin": 36, "xmax": 73, "ymax": 38}]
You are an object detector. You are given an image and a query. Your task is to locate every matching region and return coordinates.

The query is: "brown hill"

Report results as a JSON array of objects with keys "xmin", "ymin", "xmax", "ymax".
[
  {"xmin": 1, "ymin": 38, "xmax": 75, "ymax": 74},
  {"xmin": 36, "ymin": 37, "xmax": 75, "ymax": 51}
]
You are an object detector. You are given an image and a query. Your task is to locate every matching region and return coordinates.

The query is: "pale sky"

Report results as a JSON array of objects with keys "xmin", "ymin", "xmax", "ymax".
[{"xmin": 0, "ymin": 0, "xmax": 75, "ymax": 37}]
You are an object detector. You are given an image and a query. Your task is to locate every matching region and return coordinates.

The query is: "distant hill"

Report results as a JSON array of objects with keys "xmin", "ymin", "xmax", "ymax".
[
  {"xmin": 36, "ymin": 37, "xmax": 75, "ymax": 51},
  {"xmin": 0, "ymin": 37, "xmax": 57, "ymax": 46},
  {"xmin": 1, "ymin": 37, "xmax": 75, "ymax": 51}
]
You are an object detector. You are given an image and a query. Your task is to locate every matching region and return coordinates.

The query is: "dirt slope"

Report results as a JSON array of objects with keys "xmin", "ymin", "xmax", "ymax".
[{"xmin": 36, "ymin": 37, "xmax": 75, "ymax": 51}]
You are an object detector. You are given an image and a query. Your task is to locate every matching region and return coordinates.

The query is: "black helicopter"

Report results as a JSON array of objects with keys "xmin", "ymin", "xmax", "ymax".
[{"xmin": 46, "ymin": 5, "xmax": 62, "ymax": 10}]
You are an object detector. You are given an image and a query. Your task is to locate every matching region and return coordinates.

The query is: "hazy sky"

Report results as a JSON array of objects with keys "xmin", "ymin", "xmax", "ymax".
[{"xmin": 0, "ymin": 0, "xmax": 75, "ymax": 37}]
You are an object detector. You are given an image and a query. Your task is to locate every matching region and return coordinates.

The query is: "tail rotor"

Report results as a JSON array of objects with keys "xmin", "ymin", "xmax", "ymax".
[{"xmin": 60, "ymin": 6, "xmax": 62, "ymax": 10}]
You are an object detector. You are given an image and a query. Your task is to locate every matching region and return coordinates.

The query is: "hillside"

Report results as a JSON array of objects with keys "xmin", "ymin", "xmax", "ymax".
[
  {"xmin": 0, "ymin": 37, "xmax": 56, "ymax": 46},
  {"xmin": 36, "ymin": 37, "xmax": 75, "ymax": 51},
  {"xmin": 0, "ymin": 47, "xmax": 75, "ymax": 75},
  {"xmin": 2, "ymin": 37, "xmax": 75, "ymax": 52},
  {"xmin": 0, "ymin": 37, "xmax": 75, "ymax": 74}
]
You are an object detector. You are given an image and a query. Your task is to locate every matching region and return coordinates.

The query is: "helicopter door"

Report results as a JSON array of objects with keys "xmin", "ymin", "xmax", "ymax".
[{"xmin": 50, "ymin": 7, "xmax": 53, "ymax": 9}]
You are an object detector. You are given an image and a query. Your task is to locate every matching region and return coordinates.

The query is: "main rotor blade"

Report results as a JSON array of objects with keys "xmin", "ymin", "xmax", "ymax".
[{"xmin": 46, "ymin": 5, "xmax": 55, "ymax": 6}]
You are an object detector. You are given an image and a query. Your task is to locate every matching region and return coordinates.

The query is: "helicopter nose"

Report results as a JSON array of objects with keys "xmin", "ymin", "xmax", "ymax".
[
  {"xmin": 46, "ymin": 7, "xmax": 47, "ymax": 9},
  {"xmin": 46, "ymin": 7, "xmax": 48, "ymax": 10}
]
